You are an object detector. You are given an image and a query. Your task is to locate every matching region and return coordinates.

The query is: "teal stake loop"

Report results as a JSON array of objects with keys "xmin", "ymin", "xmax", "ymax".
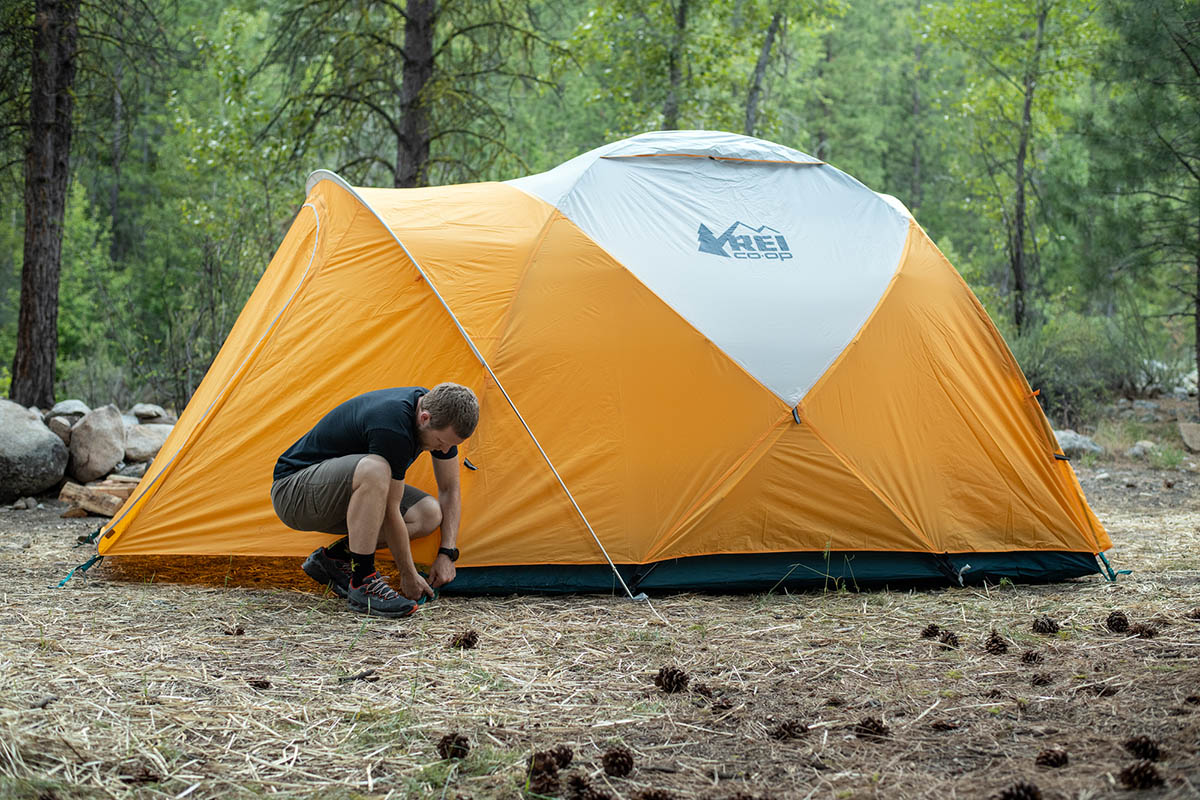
[
  {"xmin": 792, "ymin": 407, "xmax": 802, "ymax": 424},
  {"xmin": 74, "ymin": 526, "xmax": 102, "ymax": 547},
  {"xmin": 1097, "ymin": 551, "xmax": 1131, "ymax": 582},
  {"xmin": 57, "ymin": 555, "xmax": 103, "ymax": 588}
]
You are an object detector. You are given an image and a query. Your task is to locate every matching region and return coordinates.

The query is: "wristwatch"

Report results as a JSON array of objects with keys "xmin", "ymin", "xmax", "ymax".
[{"xmin": 437, "ymin": 546, "xmax": 460, "ymax": 562}]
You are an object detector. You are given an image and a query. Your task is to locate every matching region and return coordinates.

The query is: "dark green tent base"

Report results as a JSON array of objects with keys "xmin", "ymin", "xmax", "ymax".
[{"xmin": 441, "ymin": 550, "xmax": 1103, "ymax": 595}]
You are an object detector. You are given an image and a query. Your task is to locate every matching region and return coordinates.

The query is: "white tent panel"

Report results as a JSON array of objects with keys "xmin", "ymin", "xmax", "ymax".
[{"xmin": 509, "ymin": 138, "xmax": 909, "ymax": 407}]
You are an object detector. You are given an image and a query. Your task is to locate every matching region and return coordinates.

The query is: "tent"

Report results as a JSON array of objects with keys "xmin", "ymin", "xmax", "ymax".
[{"xmin": 92, "ymin": 130, "xmax": 1112, "ymax": 593}]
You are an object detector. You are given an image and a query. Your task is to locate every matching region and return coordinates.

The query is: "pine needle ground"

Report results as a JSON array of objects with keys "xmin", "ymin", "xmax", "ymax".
[{"xmin": 1, "ymin": 463, "xmax": 1198, "ymax": 799}]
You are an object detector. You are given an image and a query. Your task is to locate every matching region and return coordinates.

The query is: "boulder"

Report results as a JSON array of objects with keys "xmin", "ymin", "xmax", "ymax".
[
  {"xmin": 0, "ymin": 399, "xmax": 69, "ymax": 502},
  {"xmin": 1054, "ymin": 429, "xmax": 1104, "ymax": 459},
  {"xmin": 124, "ymin": 424, "xmax": 173, "ymax": 463},
  {"xmin": 69, "ymin": 405, "xmax": 126, "ymax": 483},
  {"xmin": 116, "ymin": 461, "xmax": 148, "ymax": 479},
  {"xmin": 1180, "ymin": 422, "xmax": 1200, "ymax": 454},
  {"xmin": 47, "ymin": 416, "xmax": 73, "ymax": 445},
  {"xmin": 46, "ymin": 399, "xmax": 90, "ymax": 423},
  {"xmin": 131, "ymin": 403, "xmax": 166, "ymax": 420},
  {"xmin": 1125, "ymin": 440, "xmax": 1157, "ymax": 459}
]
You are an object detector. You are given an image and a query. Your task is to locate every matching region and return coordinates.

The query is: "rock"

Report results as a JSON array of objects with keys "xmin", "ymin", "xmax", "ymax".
[
  {"xmin": 0, "ymin": 399, "xmax": 69, "ymax": 502},
  {"xmin": 1132, "ymin": 400, "xmax": 1159, "ymax": 411},
  {"xmin": 121, "ymin": 414, "xmax": 139, "ymax": 430},
  {"xmin": 1126, "ymin": 440, "xmax": 1157, "ymax": 459},
  {"xmin": 69, "ymin": 405, "xmax": 126, "ymax": 483},
  {"xmin": 1181, "ymin": 422, "xmax": 1200, "ymax": 454},
  {"xmin": 1054, "ymin": 429, "xmax": 1104, "ymax": 459},
  {"xmin": 1095, "ymin": 472, "xmax": 1110, "ymax": 481},
  {"xmin": 124, "ymin": 424, "xmax": 173, "ymax": 463},
  {"xmin": 46, "ymin": 399, "xmax": 90, "ymax": 422},
  {"xmin": 116, "ymin": 461, "xmax": 148, "ymax": 479},
  {"xmin": 46, "ymin": 416, "xmax": 73, "ymax": 445},
  {"xmin": 131, "ymin": 403, "xmax": 166, "ymax": 421}
]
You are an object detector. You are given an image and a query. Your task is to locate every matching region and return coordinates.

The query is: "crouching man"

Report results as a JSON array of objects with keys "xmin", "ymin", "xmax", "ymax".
[{"xmin": 270, "ymin": 383, "xmax": 479, "ymax": 617}]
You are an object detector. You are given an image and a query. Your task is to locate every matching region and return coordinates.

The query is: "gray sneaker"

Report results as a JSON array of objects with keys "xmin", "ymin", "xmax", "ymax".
[
  {"xmin": 347, "ymin": 572, "xmax": 418, "ymax": 618},
  {"xmin": 301, "ymin": 547, "xmax": 352, "ymax": 598}
]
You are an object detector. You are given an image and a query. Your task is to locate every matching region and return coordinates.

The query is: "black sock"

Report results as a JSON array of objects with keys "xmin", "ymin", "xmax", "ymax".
[
  {"xmin": 349, "ymin": 551, "xmax": 375, "ymax": 587},
  {"xmin": 325, "ymin": 536, "xmax": 350, "ymax": 561}
]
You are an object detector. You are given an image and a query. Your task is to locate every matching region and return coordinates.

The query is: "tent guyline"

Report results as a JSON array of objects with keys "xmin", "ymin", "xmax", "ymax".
[{"xmin": 78, "ymin": 130, "xmax": 1112, "ymax": 595}]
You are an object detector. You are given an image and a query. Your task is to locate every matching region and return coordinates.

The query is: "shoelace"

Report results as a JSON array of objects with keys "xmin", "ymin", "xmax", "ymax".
[{"xmin": 362, "ymin": 573, "xmax": 400, "ymax": 600}]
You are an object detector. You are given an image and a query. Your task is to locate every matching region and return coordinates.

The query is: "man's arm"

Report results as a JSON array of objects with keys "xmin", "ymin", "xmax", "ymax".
[
  {"xmin": 428, "ymin": 454, "xmax": 462, "ymax": 588},
  {"xmin": 379, "ymin": 478, "xmax": 434, "ymax": 601}
]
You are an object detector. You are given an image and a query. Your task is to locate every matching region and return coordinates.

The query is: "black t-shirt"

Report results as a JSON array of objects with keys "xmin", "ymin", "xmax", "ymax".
[{"xmin": 273, "ymin": 387, "xmax": 458, "ymax": 481}]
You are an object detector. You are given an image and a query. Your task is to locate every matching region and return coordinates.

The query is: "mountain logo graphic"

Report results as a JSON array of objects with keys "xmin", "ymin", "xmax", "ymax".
[{"xmin": 697, "ymin": 221, "xmax": 793, "ymax": 260}]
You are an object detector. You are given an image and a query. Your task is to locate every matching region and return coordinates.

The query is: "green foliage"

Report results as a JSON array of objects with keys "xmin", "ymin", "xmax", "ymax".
[
  {"xmin": 0, "ymin": 0, "xmax": 1194, "ymax": 417},
  {"xmin": 1008, "ymin": 310, "xmax": 1125, "ymax": 427}
]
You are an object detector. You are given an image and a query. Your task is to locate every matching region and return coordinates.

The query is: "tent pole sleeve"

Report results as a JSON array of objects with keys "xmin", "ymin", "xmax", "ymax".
[
  {"xmin": 327, "ymin": 176, "xmax": 640, "ymax": 602},
  {"xmin": 96, "ymin": 202, "xmax": 324, "ymax": 553}
]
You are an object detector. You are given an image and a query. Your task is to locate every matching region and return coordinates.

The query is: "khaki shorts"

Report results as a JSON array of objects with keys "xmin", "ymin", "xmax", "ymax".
[{"xmin": 271, "ymin": 454, "xmax": 432, "ymax": 534}]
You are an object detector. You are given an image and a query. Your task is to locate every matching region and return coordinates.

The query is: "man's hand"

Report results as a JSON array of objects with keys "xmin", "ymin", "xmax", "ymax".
[
  {"xmin": 429, "ymin": 553, "xmax": 457, "ymax": 588},
  {"xmin": 398, "ymin": 569, "xmax": 434, "ymax": 602}
]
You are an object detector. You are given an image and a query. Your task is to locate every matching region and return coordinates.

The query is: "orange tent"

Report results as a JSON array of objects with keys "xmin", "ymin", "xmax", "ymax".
[{"xmin": 92, "ymin": 131, "xmax": 1111, "ymax": 592}]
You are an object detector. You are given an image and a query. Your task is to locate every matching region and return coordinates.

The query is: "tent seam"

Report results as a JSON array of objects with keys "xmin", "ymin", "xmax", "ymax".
[{"xmin": 100, "ymin": 198, "xmax": 342, "ymax": 553}]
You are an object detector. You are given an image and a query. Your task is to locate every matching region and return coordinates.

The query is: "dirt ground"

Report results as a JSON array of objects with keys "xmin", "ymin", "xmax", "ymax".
[{"xmin": 0, "ymin": 460, "xmax": 1197, "ymax": 799}]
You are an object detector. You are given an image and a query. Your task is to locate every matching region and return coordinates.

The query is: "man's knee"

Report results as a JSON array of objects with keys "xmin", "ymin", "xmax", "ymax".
[
  {"xmin": 353, "ymin": 455, "xmax": 390, "ymax": 492},
  {"xmin": 405, "ymin": 496, "xmax": 442, "ymax": 537}
]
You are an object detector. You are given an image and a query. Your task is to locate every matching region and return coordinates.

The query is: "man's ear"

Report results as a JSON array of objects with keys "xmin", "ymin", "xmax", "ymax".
[{"xmin": 417, "ymin": 409, "xmax": 432, "ymax": 425}]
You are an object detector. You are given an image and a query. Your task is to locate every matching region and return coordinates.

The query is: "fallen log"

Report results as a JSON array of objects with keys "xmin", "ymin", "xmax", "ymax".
[{"xmin": 59, "ymin": 482, "xmax": 123, "ymax": 517}]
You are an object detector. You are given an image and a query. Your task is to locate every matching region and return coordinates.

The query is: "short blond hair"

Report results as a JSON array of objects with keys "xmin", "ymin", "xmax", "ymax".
[{"xmin": 421, "ymin": 382, "xmax": 479, "ymax": 438}]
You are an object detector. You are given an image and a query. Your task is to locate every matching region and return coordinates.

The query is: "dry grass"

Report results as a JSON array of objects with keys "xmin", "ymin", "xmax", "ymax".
[{"xmin": 1, "ymin": 463, "xmax": 1198, "ymax": 799}]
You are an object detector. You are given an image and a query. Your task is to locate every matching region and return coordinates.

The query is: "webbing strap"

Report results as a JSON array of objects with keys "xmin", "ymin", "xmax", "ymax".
[{"xmin": 56, "ymin": 555, "xmax": 103, "ymax": 588}]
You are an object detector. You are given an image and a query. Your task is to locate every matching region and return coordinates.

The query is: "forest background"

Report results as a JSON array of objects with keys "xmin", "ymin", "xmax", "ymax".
[{"xmin": 1, "ymin": 0, "xmax": 1197, "ymax": 429}]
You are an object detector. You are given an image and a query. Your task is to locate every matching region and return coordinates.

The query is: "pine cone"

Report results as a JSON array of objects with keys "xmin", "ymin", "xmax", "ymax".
[
  {"xmin": 1123, "ymin": 735, "xmax": 1161, "ymax": 761},
  {"xmin": 528, "ymin": 750, "xmax": 558, "ymax": 778},
  {"xmin": 548, "ymin": 744, "xmax": 574, "ymax": 769},
  {"xmin": 1185, "ymin": 608, "xmax": 1200, "ymax": 621},
  {"xmin": 1020, "ymin": 650, "xmax": 1044, "ymax": 665},
  {"xmin": 1118, "ymin": 760, "xmax": 1164, "ymax": 790},
  {"xmin": 436, "ymin": 732, "xmax": 470, "ymax": 760},
  {"xmin": 692, "ymin": 683, "xmax": 713, "ymax": 697},
  {"xmin": 1129, "ymin": 623, "xmax": 1158, "ymax": 639},
  {"xmin": 450, "ymin": 629, "xmax": 479, "ymax": 649},
  {"xmin": 1030, "ymin": 673, "xmax": 1054, "ymax": 687},
  {"xmin": 565, "ymin": 772, "xmax": 591, "ymax": 800},
  {"xmin": 930, "ymin": 720, "xmax": 959, "ymax": 731},
  {"xmin": 565, "ymin": 772, "xmax": 613, "ymax": 800},
  {"xmin": 768, "ymin": 719, "xmax": 807, "ymax": 740},
  {"xmin": 1031, "ymin": 615, "xmax": 1059, "ymax": 635},
  {"xmin": 1105, "ymin": 611, "xmax": 1130, "ymax": 632},
  {"xmin": 996, "ymin": 780, "xmax": 1042, "ymax": 800},
  {"xmin": 1185, "ymin": 695, "xmax": 1200, "ymax": 705},
  {"xmin": 920, "ymin": 623, "xmax": 941, "ymax": 639},
  {"xmin": 854, "ymin": 716, "xmax": 889, "ymax": 739},
  {"xmin": 939, "ymin": 630, "xmax": 960, "ymax": 649},
  {"xmin": 601, "ymin": 746, "xmax": 634, "ymax": 777},
  {"xmin": 529, "ymin": 770, "xmax": 560, "ymax": 796},
  {"xmin": 984, "ymin": 630, "xmax": 1008, "ymax": 655},
  {"xmin": 1035, "ymin": 748, "xmax": 1068, "ymax": 768},
  {"xmin": 653, "ymin": 666, "xmax": 689, "ymax": 693}
]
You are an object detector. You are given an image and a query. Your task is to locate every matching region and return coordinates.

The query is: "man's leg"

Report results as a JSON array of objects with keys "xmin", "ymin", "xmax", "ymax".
[
  {"xmin": 402, "ymin": 493, "xmax": 442, "ymax": 540},
  {"xmin": 345, "ymin": 455, "xmax": 391, "ymax": 583}
]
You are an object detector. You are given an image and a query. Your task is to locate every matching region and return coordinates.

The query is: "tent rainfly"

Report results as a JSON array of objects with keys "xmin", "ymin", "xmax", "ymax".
[{"xmin": 90, "ymin": 130, "xmax": 1113, "ymax": 594}]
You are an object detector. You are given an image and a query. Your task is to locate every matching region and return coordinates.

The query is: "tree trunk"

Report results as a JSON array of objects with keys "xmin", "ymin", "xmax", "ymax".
[
  {"xmin": 11, "ymin": 0, "xmax": 79, "ymax": 409},
  {"xmin": 395, "ymin": 0, "xmax": 435, "ymax": 188},
  {"xmin": 109, "ymin": 57, "xmax": 124, "ymax": 262},
  {"xmin": 1009, "ymin": 5, "xmax": 1048, "ymax": 334},
  {"xmin": 662, "ymin": 0, "xmax": 688, "ymax": 129},
  {"xmin": 744, "ymin": 10, "xmax": 782, "ymax": 136},
  {"xmin": 909, "ymin": 0, "xmax": 922, "ymax": 214},
  {"xmin": 1194, "ymin": 205, "xmax": 1199, "ymax": 417},
  {"xmin": 815, "ymin": 32, "xmax": 833, "ymax": 161}
]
